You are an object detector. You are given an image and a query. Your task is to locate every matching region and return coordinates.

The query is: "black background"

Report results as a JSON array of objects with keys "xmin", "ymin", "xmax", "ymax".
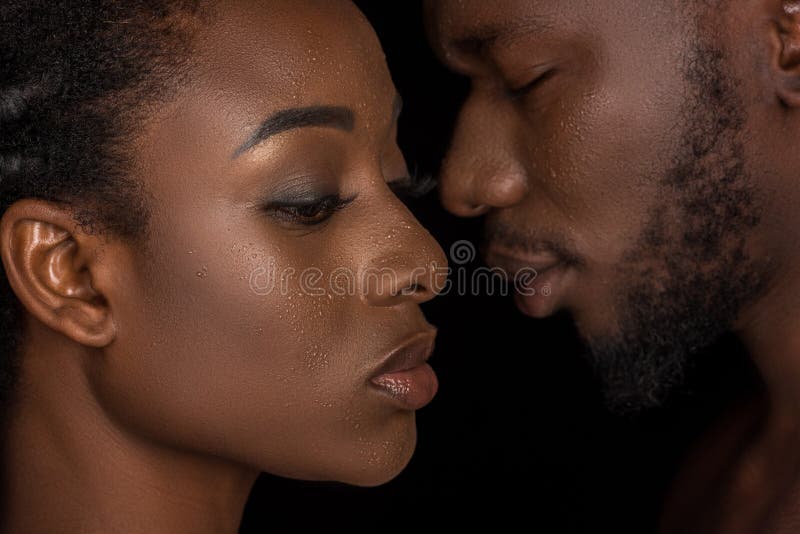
[{"xmin": 240, "ymin": 2, "xmax": 759, "ymax": 531}]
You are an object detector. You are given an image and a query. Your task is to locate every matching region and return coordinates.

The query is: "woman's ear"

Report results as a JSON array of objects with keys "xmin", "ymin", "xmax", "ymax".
[
  {"xmin": 0, "ymin": 199, "xmax": 117, "ymax": 348},
  {"xmin": 776, "ymin": 1, "xmax": 800, "ymax": 107}
]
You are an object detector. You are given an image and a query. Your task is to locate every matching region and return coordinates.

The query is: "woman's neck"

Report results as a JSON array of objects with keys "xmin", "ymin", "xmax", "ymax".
[{"xmin": 1, "ymin": 333, "xmax": 258, "ymax": 534}]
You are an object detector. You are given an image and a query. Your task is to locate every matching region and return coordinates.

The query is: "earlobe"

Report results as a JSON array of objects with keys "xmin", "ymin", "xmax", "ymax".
[
  {"xmin": 0, "ymin": 199, "xmax": 117, "ymax": 348},
  {"xmin": 775, "ymin": 1, "xmax": 800, "ymax": 106}
]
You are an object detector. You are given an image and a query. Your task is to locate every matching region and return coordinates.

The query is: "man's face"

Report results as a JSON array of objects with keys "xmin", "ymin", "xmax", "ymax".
[{"xmin": 427, "ymin": 0, "xmax": 773, "ymax": 413}]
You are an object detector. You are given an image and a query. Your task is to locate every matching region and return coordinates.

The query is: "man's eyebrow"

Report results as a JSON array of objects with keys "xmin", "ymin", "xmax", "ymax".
[
  {"xmin": 232, "ymin": 105, "xmax": 355, "ymax": 159},
  {"xmin": 447, "ymin": 16, "xmax": 554, "ymax": 61}
]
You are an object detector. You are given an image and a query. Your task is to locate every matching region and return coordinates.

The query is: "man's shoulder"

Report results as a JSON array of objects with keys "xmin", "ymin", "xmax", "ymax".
[{"xmin": 658, "ymin": 391, "xmax": 766, "ymax": 534}]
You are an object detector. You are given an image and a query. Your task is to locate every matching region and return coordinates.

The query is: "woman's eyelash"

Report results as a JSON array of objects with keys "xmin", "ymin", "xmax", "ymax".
[
  {"xmin": 265, "ymin": 193, "xmax": 356, "ymax": 226},
  {"xmin": 262, "ymin": 171, "xmax": 437, "ymax": 228},
  {"xmin": 389, "ymin": 172, "xmax": 438, "ymax": 199}
]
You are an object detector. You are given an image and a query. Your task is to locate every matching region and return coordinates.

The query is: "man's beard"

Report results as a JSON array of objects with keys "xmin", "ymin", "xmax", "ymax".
[{"xmin": 584, "ymin": 41, "xmax": 769, "ymax": 416}]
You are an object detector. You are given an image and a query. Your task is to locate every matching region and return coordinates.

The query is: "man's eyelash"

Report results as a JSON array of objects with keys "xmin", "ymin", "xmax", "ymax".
[{"xmin": 508, "ymin": 68, "xmax": 558, "ymax": 100}]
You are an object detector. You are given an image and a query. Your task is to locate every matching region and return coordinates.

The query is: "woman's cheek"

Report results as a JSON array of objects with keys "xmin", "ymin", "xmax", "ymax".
[{"xmin": 101, "ymin": 222, "xmax": 417, "ymax": 482}]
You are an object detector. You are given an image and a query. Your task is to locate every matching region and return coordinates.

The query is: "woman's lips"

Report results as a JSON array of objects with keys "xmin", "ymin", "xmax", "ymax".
[
  {"xmin": 370, "ymin": 331, "xmax": 438, "ymax": 411},
  {"xmin": 484, "ymin": 246, "xmax": 571, "ymax": 319}
]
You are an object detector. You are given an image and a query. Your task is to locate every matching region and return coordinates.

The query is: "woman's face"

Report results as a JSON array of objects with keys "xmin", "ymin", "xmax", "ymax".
[{"xmin": 90, "ymin": 0, "xmax": 447, "ymax": 486}]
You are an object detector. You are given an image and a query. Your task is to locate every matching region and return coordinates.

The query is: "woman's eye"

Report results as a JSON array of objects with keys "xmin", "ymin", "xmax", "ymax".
[{"xmin": 265, "ymin": 194, "xmax": 356, "ymax": 226}]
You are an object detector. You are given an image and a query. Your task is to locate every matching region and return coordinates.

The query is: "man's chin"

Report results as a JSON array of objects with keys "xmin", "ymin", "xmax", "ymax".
[
  {"xmin": 522, "ymin": 307, "xmax": 676, "ymax": 416},
  {"xmin": 580, "ymin": 333, "xmax": 692, "ymax": 417}
]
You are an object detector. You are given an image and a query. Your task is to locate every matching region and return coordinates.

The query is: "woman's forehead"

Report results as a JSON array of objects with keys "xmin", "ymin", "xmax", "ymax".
[
  {"xmin": 128, "ymin": 0, "xmax": 398, "ymax": 207},
  {"xmin": 170, "ymin": 0, "xmax": 394, "ymax": 146}
]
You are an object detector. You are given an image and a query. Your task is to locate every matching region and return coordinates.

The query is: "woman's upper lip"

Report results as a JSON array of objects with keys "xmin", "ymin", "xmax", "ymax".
[{"xmin": 372, "ymin": 330, "xmax": 437, "ymax": 379}]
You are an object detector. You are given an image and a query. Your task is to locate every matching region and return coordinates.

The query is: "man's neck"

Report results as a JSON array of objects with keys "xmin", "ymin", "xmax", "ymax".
[{"xmin": 738, "ymin": 259, "xmax": 800, "ymax": 423}]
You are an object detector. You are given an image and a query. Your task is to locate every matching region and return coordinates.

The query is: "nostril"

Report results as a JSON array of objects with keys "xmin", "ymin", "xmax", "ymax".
[
  {"xmin": 399, "ymin": 282, "xmax": 425, "ymax": 297},
  {"xmin": 446, "ymin": 199, "xmax": 489, "ymax": 218},
  {"xmin": 469, "ymin": 203, "xmax": 490, "ymax": 215}
]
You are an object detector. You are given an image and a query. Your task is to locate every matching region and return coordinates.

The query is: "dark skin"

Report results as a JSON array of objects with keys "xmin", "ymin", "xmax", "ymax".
[
  {"xmin": 427, "ymin": 0, "xmax": 800, "ymax": 532},
  {"xmin": 0, "ymin": 1, "xmax": 447, "ymax": 532}
]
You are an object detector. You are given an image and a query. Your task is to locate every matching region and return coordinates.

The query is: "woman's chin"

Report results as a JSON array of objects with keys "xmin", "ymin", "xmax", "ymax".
[
  {"xmin": 353, "ymin": 412, "xmax": 419, "ymax": 486},
  {"xmin": 277, "ymin": 416, "xmax": 419, "ymax": 487},
  {"xmin": 345, "ymin": 434, "xmax": 418, "ymax": 487}
]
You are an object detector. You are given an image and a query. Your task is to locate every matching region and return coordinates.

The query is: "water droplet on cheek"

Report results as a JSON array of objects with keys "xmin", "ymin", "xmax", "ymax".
[
  {"xmin": 314, "ymin": 397, "xmax": 335, "ymax": 409},
  {"xmin": 305, "ymin": 347, "xmax": 330, "ymax": 372},
  {"xmin": 196, "ymin": 265, "xmax": 208, "ymax": 278}
]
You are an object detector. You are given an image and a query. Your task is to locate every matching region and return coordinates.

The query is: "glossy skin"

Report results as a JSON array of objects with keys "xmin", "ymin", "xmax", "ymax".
[
  {"xmin": 0, "ymin": 1, "xmax": 447, "ymax": 532},
  {"xmin": 427, "ymin": 0, "xmax": 767, "ymax": 348},
  {"xmin": 427, "ymin": 0, "xmax": 800, "ymax": 532}
]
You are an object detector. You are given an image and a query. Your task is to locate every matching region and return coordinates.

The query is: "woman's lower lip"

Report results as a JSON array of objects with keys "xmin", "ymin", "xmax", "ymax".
[
  {"xmin": 513, "ymin": 263, "xmax": 569, "ymax": 318},
  {"xmin": 370, "ymin": 363, "xmax": 438, "ymax": 410}
]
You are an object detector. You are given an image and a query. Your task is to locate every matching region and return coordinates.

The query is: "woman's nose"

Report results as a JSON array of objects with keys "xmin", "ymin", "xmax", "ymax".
[{"xmin": 360, "ymin": 203, "xmax": 448, "ymax": 308}]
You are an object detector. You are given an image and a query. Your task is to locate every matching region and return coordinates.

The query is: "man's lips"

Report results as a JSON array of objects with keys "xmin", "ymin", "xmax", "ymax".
[
  {"xmin": 484, "ymin": 245, "xmax": 564, "ymax": 276},
  {"xmin": 369, "ymin": 330, "xmax": 438, "ymax": 411},
  {"xmin": 484, "ymin": 245, "xmax": 571, "ymax": 318}
]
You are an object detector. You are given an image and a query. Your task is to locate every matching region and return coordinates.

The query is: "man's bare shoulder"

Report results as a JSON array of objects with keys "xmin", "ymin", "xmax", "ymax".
[{"xmin": 658, "ymin": 391, "xmax": 766, "ymax": 534}]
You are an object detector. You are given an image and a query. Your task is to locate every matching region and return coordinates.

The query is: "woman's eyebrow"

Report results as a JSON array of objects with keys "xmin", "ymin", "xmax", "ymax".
[{"xmin": 232, "ymin": 105, "xmax": 355, "ymax": 159}]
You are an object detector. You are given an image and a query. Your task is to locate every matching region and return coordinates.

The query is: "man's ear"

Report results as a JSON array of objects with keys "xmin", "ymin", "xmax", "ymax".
[
  {"xmin": 0, "ymin": 198, "xmax": 117, "ymax": 348},
  {"xmin": 775, "ymin": 1, "xmax": 800, "ymax": 107}
]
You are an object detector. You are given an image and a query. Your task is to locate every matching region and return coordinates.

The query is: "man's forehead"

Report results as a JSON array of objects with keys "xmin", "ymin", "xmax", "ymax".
[{"xmin": 426, "ymin": 0, "xmax": 555, "ymax": 56}]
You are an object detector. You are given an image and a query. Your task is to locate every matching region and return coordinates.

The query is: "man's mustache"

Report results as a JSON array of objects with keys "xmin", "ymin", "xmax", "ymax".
[{"xmin": 480, "ymin": 218, "xmax": 583, "ymax": 267}]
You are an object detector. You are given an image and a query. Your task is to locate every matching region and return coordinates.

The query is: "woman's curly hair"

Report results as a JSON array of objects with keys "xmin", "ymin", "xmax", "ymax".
[{"xmin": 0, "ymin": 0, "xmax": 208, "ymax": 421}]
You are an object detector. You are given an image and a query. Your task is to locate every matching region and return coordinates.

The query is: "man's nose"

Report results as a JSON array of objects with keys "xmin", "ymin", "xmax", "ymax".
[{"xmin": 438, "ymin": 94, "xmax": 529, "ymax": 217}]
